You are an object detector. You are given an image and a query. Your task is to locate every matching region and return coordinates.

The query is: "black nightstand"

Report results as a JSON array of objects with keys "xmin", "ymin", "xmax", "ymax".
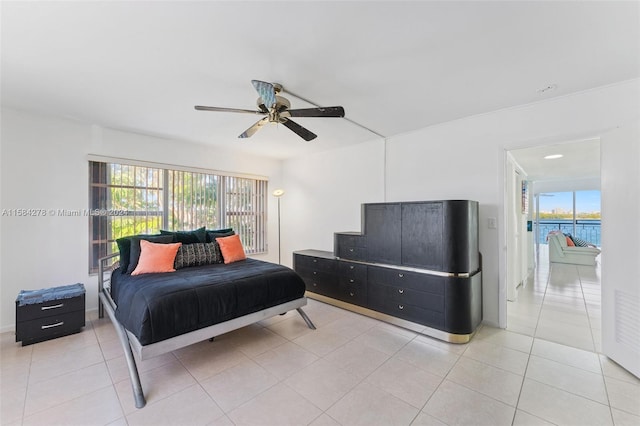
[{"xmin": 15, "ymin": 283, "xmax": 86, "ymax": 346}]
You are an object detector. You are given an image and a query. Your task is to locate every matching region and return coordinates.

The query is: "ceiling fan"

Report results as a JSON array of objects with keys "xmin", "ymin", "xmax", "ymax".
[{"xmin": 195, "ymin": 80, "xmax": 345, "ymax": 141}]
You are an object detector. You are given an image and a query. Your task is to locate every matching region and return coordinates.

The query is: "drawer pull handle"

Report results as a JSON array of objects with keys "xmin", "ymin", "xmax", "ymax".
[
  {"xmin": 398, "ymin": 289, "xmax": 404, "ymax": 294},
  {"xmin": 313, "ymin": 283, "xmax": 317, "ymax": 287},
  {"xmin": 41, "ymin": 321, "xmax": 64, "ymax": 330},
  {"xmin": 398, "ymin": 273, "xmax": 404, "ymax": 278},
  {"xmin": 349, "ymin": 279, "xmax": 354, "ymax": 283},
  {"xmin": 349, "ymin": 266, "xmax": 354, "ymax": 270},
  {"xmin": 313, "ymin": 271, "xmax": 317, "ymax": 275},
  {"xmin": 41, "ymin": 303, "xmax": 64, "ymax": 311},
  {"xmin": 349, "ymin": 248, "xmax": 354, "ymax": 252},
  {"xmin": 313, "ymin": 259, "xmax": 317, "ymax": 263},
  {"xmin": 350, "ymin": 292, "xmax": 354, "ymax": 297},
  {"xmin": 398, "ymin": 305, "xmax": 404, "ymax": 310}
]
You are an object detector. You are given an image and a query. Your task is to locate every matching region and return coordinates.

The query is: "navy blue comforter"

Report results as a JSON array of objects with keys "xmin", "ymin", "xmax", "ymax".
[{"xmin": 111, "ymin": 258, "xmax": 305, "ymax": 345}]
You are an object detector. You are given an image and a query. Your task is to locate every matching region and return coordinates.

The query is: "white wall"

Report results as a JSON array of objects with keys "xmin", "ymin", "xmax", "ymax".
[
  {"xmin": 282, "ymin": 79, "xmax": 640, "ymax": 327},
  {"xmin": 0, "ymin": 108, "xmax": 283, "ymax": 331},
  {"xmin": 280, "ymin": 139, "xmax": 386, "ymax": 263}
]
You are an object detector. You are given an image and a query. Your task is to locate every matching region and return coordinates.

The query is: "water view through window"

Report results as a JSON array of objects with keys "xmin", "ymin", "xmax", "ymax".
[{"xmin": 538, "ymin": 190, "xmax": 601, "ymax": 246}]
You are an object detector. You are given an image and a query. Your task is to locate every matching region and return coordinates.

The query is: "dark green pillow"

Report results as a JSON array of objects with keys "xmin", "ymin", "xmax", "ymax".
[
  {"xmin": 116, "ymin": 233, "xmax": 160, "ymax": 273},
  {"xmin": 205, "ymin": 228, "xmax": 234, "ymax": 242},
  {"xmin": 126, "ymin": 234, "xmax": 176, "ymax": 274},
  {"xmin": 160, "ymin": 227, "xmax": 207, "ymax": 244}
]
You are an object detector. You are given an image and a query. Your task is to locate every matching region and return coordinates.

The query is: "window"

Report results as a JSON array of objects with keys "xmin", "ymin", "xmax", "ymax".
[
  {"xmin": 88, "ymin": 160, "xmax": 267, "ymax": 273},
  {"xmin": 536, "ymin": 190, "xmax": 601, "ymax": 246}
]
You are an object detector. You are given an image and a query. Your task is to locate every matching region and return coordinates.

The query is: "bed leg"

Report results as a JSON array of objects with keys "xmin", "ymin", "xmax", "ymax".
[
  {"xmin": 296, "ymin": 308, "xmax": 316, "ymax": 330},
  {"xmin": 98, "ymin": 297, "xmax": 104, "ymax": 319},
  {"xmin": 99, "ymin": 293, "xmax": 146, "ymax": 408},
  {"xmin": 118, "ymin": 327, "xmax": 147, "ymax": 409}
]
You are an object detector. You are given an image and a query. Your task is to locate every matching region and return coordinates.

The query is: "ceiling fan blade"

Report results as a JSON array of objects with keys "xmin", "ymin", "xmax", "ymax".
[
  {"xmin": 251, "ymin": 80, "xmax": 277, "ymax": 110},
  {"xmin": 195, "ymin": 106, "xmax": 264, "ymax": 115},
  {"xmin": 239, "ymin": 117, "xmax": 269, "ymax": 139},
  {"xmin": 280, "ymin": 118, "xmax": 317, "ymax": 141},
  {"xmin": 285, "ymin": 106, "xmax": 345, "ymax": 118}
]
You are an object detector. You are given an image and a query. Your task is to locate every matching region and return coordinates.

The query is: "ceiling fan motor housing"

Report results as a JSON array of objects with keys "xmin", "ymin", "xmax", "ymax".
[
  {"xmin": 195, "ymin": 79, "xmax": 344, "ymax": 141},
  {"xmin": 260, "ymin": 95, "xmax": 291, "ymax": 122}
]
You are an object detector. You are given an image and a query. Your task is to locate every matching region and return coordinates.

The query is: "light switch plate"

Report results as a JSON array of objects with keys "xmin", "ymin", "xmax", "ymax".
[{"xmin": 488, "ymin": 217, "xmax": 497, "ymax": 229}]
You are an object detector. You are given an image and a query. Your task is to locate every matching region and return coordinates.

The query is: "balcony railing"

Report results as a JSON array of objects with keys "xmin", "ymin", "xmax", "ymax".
[{"xmin": 537, "ymin": 220, "xmax": 601, "ymax": 247}]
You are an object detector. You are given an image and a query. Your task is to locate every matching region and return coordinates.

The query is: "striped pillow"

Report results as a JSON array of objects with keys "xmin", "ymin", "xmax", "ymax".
[
  {"xmin": 571, "ymin": 236, "xmax": 592, "ymax": 247},
  {"xmin": 174, "ymin": 242, "xmax": 222, "ymax": 269}
]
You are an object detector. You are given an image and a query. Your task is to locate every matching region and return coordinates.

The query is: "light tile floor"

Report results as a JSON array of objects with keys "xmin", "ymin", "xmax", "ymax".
[{"xmin": 1, "ymin": 248, "xmax": 639, "ymax": 425}]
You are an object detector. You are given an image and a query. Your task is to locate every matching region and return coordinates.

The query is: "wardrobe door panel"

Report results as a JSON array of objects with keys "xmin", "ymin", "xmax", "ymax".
[
  {"xmin": 401, "ymin": 202, "xmax": 443, "ymax": 270},
  {"xmin": 364, "ymin": 203, "xmax": 401, "ymax": 265}
]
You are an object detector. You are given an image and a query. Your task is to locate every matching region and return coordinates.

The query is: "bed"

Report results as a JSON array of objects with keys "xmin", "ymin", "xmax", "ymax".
[{"xmin": 98, "ymin": 234, "xmax": 315, "ymax": 409}]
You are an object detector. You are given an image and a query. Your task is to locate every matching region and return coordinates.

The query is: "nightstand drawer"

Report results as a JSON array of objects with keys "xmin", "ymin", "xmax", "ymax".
[
  {"xmin": 15, "ymin": 310, "xmax": 85, "ymax": 345},
  {"xmin": 16, "ymin": 295, "xmax": 85, "ymax": 323}
]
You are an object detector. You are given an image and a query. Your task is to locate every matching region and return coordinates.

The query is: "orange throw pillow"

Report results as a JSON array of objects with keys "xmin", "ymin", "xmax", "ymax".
[
  {"xmin": 131, "ymin": 240, "xmax": 182, "ymax": 275},
  {"xmin": 566, "ymin": 236, "xmax": 576, "ymax": 247},
  {"xmin": 216, "ymin": 234, "xmax": 247, "ymax": 264}
]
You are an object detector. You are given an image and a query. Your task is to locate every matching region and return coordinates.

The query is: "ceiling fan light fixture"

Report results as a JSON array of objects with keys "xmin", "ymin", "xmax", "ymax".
[{"xmin": 544, "ymin": 154, "xmax": 563, "ymax": 160}]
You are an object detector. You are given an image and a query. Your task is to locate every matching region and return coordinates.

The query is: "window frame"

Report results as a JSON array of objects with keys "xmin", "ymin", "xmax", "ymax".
[{"xmin": 88, "ymin": 157, "xmax": 268, "ymax": 274}]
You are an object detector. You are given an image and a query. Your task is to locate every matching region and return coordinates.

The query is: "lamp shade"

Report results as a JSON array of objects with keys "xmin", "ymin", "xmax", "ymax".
[{"xmin": 272, "ymin": 189, "xmax": 285, "ymax": 197}]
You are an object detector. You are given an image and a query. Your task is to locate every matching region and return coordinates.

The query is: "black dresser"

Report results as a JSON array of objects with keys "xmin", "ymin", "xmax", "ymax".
[
  {"xmin": 294, "ymin": 200, "xmax": 482, "ymax": 343},
  {"xmin": 15, "ymin": 283, "xmax": 86, "ymax": 346}
]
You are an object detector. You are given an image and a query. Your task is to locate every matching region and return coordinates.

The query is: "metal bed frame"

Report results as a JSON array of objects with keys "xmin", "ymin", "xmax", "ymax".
[{"xmin": 98, "ymin": 253, "xmax": 315, "ymax": 408}]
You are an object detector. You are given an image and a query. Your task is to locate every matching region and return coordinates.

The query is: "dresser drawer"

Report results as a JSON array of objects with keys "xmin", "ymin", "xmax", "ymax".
[
  {"xmin": 294, "ymin": 255, "xmax": 337, "ymax": 273},
  {"xmin": 337, "ymin": 282, "xmax": 367, "ymax": 306},
  {"xmin": 368, "ymin": 266, "xmax": 444, "ymax": 294},
  {"xmin": 336, "ymin": 246, "xmax": 367, "ymax": 261},
  {"xmin": 16, "ymin": 295, "xmax": 85, "ymax": 323},
  {"xmin": 335, "ymin": 233, "xmax": 366, "ymax": 248},
  {"xmin": 16, "ymin": 310, "xmax": 85, "ymax": 345},
  {"xmin": 338, "ymin": 261, "xmax": 367, "ymax": 279},
  {"xmin": 369, "ymin": 290, "xmax": 444, "ymax": 329},
  {"xmin": 297, "ymin": 267, "xmax": 337, "ymax": 295},
  {"xmin": 368, "ymin": 283, "xmax": 444, "ymax": 312},
  {"xmin": 334, "ymin": 233, "xmax": 367, "ymax": 261},
  {"xmin": 339, "ymin": 275, "xmax": 367, "ymax": 289}
]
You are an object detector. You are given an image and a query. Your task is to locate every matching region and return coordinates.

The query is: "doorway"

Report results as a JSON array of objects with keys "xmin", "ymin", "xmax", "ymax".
[{"xmin": 503, "ymin": 139, "xmax": 601, "ymax": 346}]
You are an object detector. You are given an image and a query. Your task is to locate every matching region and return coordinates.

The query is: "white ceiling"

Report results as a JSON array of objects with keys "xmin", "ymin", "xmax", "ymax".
[
  {"xmin": 2, "ymin": 1, "xmax": 638, "ymax": 163},
  {"xmin": 509, "ymin": 138, "xmax": 601, "ymax": 183}
]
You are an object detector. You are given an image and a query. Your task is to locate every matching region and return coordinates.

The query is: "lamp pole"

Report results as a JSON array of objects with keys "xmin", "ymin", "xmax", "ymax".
[{"xmin": 272, "ymin": 189, "xmax": 285, "ymax": 264}]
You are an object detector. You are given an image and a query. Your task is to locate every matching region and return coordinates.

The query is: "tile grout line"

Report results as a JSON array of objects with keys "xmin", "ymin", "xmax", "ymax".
[
  {"xmin": 510, "ymin": 250, "xmax": 546, "ymax": 425},
  {"xmin": 577, "ymin": 265, "xmax": 616, "ymax": 425}
]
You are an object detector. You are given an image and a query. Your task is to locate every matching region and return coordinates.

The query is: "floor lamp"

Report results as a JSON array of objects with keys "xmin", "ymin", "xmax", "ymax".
[{"xmin": 272, "ymin": 189, "xmax": 285, "ymax": 264}]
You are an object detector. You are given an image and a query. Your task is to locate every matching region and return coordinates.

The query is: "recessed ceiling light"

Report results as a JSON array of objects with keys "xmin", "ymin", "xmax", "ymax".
[
  {"xmin": 537, "ymin": 84, "xmax": 558, "ymax": 94},
  {"xmin": 544, "ymin": 154, "xmax": 563, "ymax": 160}
]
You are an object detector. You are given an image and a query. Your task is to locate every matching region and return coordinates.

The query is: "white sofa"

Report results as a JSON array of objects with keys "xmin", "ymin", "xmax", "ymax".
[{"xmin": 548, "ymin": 232, "xmax": 600, "ymax": 266}]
